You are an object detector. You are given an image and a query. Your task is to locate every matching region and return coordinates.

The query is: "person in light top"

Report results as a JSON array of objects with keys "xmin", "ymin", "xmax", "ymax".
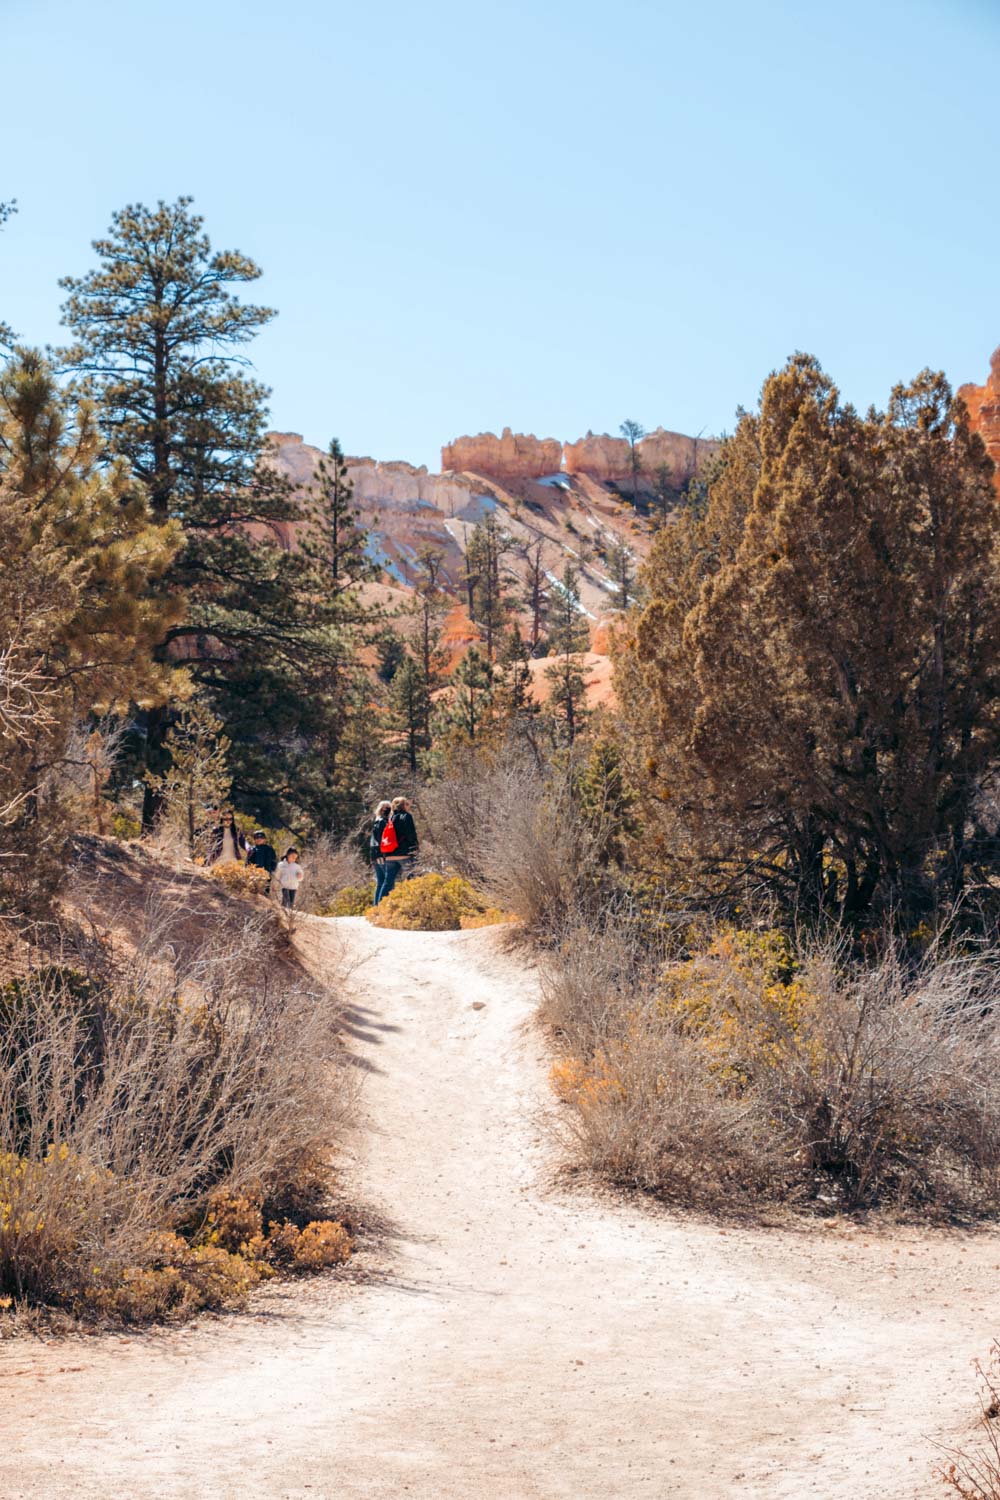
[{"xmin": 275, "ymin": 848, "xmax": 305, "ymax": 910}]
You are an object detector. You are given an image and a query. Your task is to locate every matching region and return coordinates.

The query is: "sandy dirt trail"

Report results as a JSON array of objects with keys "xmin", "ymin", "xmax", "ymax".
[{"xmin": 0, "ymin": 916, "xmax": 997, "ymax": 1500}]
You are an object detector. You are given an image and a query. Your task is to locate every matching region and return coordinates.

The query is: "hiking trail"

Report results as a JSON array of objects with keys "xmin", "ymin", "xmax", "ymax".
[{"xmin": 0, "ymin": 917, "xmax": 995, "ymax": 1499}]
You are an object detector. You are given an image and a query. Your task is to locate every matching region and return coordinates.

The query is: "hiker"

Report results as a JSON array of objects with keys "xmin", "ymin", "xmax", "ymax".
[
  {"xmin": 276, "ymin": 848, "xmax": 305, "ymax": 910},
  {"xmin": 246, "ymin": 830, "xmax": 277, "ymax": 876},
  {"xmin": 379, "ymin": 795, "xmax": 419, "ymax": 902},
  {"xmin": 208, "ymin": 808, "xmax": 245, "ymax": 865},
  {"xmin": 370, "ymin": 799, "xmax": 392, "ymax": 904}
]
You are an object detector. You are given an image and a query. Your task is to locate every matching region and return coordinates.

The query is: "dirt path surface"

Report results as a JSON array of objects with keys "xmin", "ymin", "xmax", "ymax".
[{"xmin": 1, "ymin": 917, "xmax": 996, "ymax": 1499}]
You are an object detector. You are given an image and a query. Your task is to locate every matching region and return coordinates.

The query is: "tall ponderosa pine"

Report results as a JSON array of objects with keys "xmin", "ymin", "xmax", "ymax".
[
  {"xmin": 0, "ymin": 200, "xmax": 16, "ymax": 352},
  {"xmin": 629, "ymin": 353, "xmax": 1000, "ymax": 920},
  {"xmin": 60, "ymin": 199, "xmax": 369, "ymax": 832},
  {"xmin": 620, "ymin": 419, "xmax": 645, "ymax": 507}
]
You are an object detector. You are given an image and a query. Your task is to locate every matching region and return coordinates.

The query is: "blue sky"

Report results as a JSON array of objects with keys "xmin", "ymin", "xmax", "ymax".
[{"xmin": 3, "ymin": 0, "xmax": 999, "ymax": 469}]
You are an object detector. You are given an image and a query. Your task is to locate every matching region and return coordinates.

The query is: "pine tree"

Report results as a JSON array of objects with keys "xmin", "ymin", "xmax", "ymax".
[
  {"xmin": 620, "ymin": 419, "xmax": 645, "ymax": 507},
  {"xmin": 520, "ymin": 536, "xmax": 548, "ymax": 653},
  {"xmin": 59, "ymin": 199, "xmax": 368, "ymax": 831},
  {"xmin": 412, "ymin": 547, "xmax": 449, "ymax": 746},
  {"xmin": 466, "ymin": 512, "xmax": 512, "ymax": 663},
  {"xmin": 0, "ymin": 200, "xmax": 16, "ymax": 353},
  {"xmin": 448, "ymin": 646, "xmax": 493, "ymax": 744},
  {"xmin": 390, "ymin": 655, "xmax": 431, "ymax": 772},
  {"xmin": 313, "ymin": 438, "xmax": 371, "ymax": 584},
  {"xmin": 145, "ymin": 695, "xmax": 231, "ymax": 855},
  {"xmin": 544, "ymin": 565, "xmax": 591, "ymax": 745},
  {"xmin": 607, "ymin": 539, "xmax": 636, "ymax": 609},
  {"xmin": 495, "ymin": 624, "xmax": 539, "ymax": 732}
]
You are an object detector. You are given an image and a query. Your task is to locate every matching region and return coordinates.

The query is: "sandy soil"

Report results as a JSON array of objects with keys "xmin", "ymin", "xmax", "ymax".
[{"xmin": 0, "ymin": 916, "xmax": 996, "ymax": 1500}]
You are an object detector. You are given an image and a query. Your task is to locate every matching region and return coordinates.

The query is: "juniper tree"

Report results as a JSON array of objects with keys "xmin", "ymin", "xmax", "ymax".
[
  {"xmin": 630, "ymin": 354, "xmax": 1000, "ymax": 921},
  {"xmin": 0, "ymin": 349, "xmax": 179, "ymax": 910}
]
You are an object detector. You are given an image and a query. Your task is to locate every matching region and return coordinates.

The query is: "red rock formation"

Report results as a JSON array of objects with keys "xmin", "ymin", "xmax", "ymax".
[
  {"xmin": 441, "ymin": 427, "xmax": 561, "ymax": 480},
  {"xmin": 959, "ymin": 347, "xmax": 1000, "ymax": 492},
  {"xmin": 562, "ymin": 427, "xmax": 720, "ymax": 487}
]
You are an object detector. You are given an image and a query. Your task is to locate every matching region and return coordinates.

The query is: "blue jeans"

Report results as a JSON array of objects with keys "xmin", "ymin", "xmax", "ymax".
[
  {"xmin": 377, "ymin": 858, "xmax": 401, "ymax": 900},
  {"xmin": 373, "ymin": 860, "xmax": 398, "ymax": 905}
]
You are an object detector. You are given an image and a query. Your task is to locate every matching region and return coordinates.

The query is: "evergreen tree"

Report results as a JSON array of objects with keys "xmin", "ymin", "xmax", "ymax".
[
  {"xmin": 544, "ymin": 565, "xmax": 591, "ymax": 745},
  {"xmin": 631, "ymin": 354, "xmax": 1000, "ymax": 920},
  {"xmin": 607, "ymin": 539, "xmax": 636, "ymax": 609},
  {"xmin": 652, "ymin": 462, "xmax": 674, "ymax": 524},
  {"xmin": 390, "ymin": 655, "xmax": 431, "ymax": 772},
  {"xmin": 0, "ymin": 200, "xmax": 16, "ymax": 352},
  {"xmin": 145, "ymin": 695, "xmax": 231, "ymax": 856},
  {"xmin": 313, "ymin": 438, "xmax": 371, "ymax": 583},
  {"xmin": 59, "ymin": 199, "xmax": 366, "ymax": 831},
  {"xmin": 412, "ymin": 547, "xmax": 449, "ymax": 746},
  {"xmin": 520, "ymin": 536, "xmax": 548, "ymax": 653},
  {"xmin": 495, "ymin": 624, "xmax": 539, "ymax": 733},
  {"xmin": 0, "ymin": 348, "xmax": 180, "ymax": 911},
  {"xmin": 466, "ymin": 512, "xmax": 512, "ymax": 662},
  {"xmin": 575, "ymin": 736, "xmax": 639, "ymax": 866},
  {"xmin": 448, "ymin": 646, "xmax": 493, "ymax": 744},
  {"xmin": 620, "ymin": 419, "xmax": 645, "ymax": 507}
]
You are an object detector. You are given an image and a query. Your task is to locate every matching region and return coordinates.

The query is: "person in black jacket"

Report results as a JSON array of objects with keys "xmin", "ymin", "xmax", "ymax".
[
  {"xmin": 380, "ymin": 796, "xmax": 419, "ymax": 903},
  {"xmin": 246, "ymin": 830, "xmax": 278, "ymax": 877},
  {"xmin": 370, "ymin": 800, "xmax": 392, "ymax": 904}
]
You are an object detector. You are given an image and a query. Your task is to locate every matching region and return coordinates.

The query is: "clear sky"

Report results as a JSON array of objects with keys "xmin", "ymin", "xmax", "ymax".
[{"xmin": 3, "ymin": 0, "xmax": 999, "ymax": 470}]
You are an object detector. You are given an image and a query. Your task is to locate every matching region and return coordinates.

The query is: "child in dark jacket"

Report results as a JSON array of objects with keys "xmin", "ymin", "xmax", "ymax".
[{"xmin": 246, "ymin": 831, "xmax": 277, "ymax": 875}]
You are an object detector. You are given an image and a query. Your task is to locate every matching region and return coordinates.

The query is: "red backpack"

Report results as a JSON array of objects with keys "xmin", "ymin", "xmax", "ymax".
[{"xmin": 379, "ymin": 816, "xmax": 398, "ymax": 855}]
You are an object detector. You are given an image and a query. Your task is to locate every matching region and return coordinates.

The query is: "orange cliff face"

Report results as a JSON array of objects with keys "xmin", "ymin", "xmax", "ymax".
[
  {"xmin": 562, "ymin": 427, "xmax": 720, "ymax": 487},
  {"xmin": 441, "ymin": 428, "xmax": 562, "ymax": 480},
  {"xmin": 959, "ymin": 347, "xmax": 1000, "ymax": 491}
]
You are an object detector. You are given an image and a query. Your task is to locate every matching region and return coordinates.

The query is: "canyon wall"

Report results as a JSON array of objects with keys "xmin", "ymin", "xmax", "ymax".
[
  {"xmin": 441, "ymin": 425, "xmax": 721, "ymax": 488},
  {"xmin": 441, "ymin": 427, "xmax": 562, "ymax": 479},
  {"xmin": 959, "ymin": 346, "xmax": 1000, "ymax": 491},
  {"xmin": 562, "ymin": 426, "xmax": 719, "ymax": 487}
]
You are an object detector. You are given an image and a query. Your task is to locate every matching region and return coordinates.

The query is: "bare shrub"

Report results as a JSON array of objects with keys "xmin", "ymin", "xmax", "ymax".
[
  {"xmin": 545, "ymin": 919, "xmax": 1000, "ymax": 1216},
  {"xmin": 937, "ymin": 1345, "xmax": 1000, "ymax": 1497},
  {"xmin": 0, "ymin": 909, "xmax": 351, "ymax": 1317},
  {"xmin": 300, "ymin": 831, "xmax": 367, "ymax": 915},
  {"xmin": 420, "ymin": 748, "xmax": 598, "ymax": 936}
]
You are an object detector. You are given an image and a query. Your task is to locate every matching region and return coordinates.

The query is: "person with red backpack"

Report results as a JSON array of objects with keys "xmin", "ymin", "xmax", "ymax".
[
  {"xmin": 370, "ymin": 799, "xmax": 393, "ymax": 905},
  {"xmin": 378, "ymin": 796, "xmax": 419, "ymax": 903}
]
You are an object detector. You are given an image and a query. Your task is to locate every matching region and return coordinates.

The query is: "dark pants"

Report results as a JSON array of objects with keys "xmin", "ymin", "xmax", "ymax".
[
  {"xmin": 281, "ymin": 888, "xmax": 297, "ymax": 909},
  {"xmin": 373, "ymin": 859, "xmax": 391, "ymax": 905},
  {"xmin": 378, "ymin": 860, "xmax": 401, "ymax": 903}
]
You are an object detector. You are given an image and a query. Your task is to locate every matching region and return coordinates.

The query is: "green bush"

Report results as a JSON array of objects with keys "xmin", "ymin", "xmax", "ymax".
[{"xmin": 321, "ymin": 883, "xmax": 373, "ymax": 917}]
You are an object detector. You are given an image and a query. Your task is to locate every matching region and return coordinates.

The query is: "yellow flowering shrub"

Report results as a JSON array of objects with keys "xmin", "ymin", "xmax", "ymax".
[
  {"xmin": 210, "ymin": 859, "xmax": 271, "ymax": 896},
  {"xmin": 367, "ymin": 873, "xmax": 481, "ymax": 931}
]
